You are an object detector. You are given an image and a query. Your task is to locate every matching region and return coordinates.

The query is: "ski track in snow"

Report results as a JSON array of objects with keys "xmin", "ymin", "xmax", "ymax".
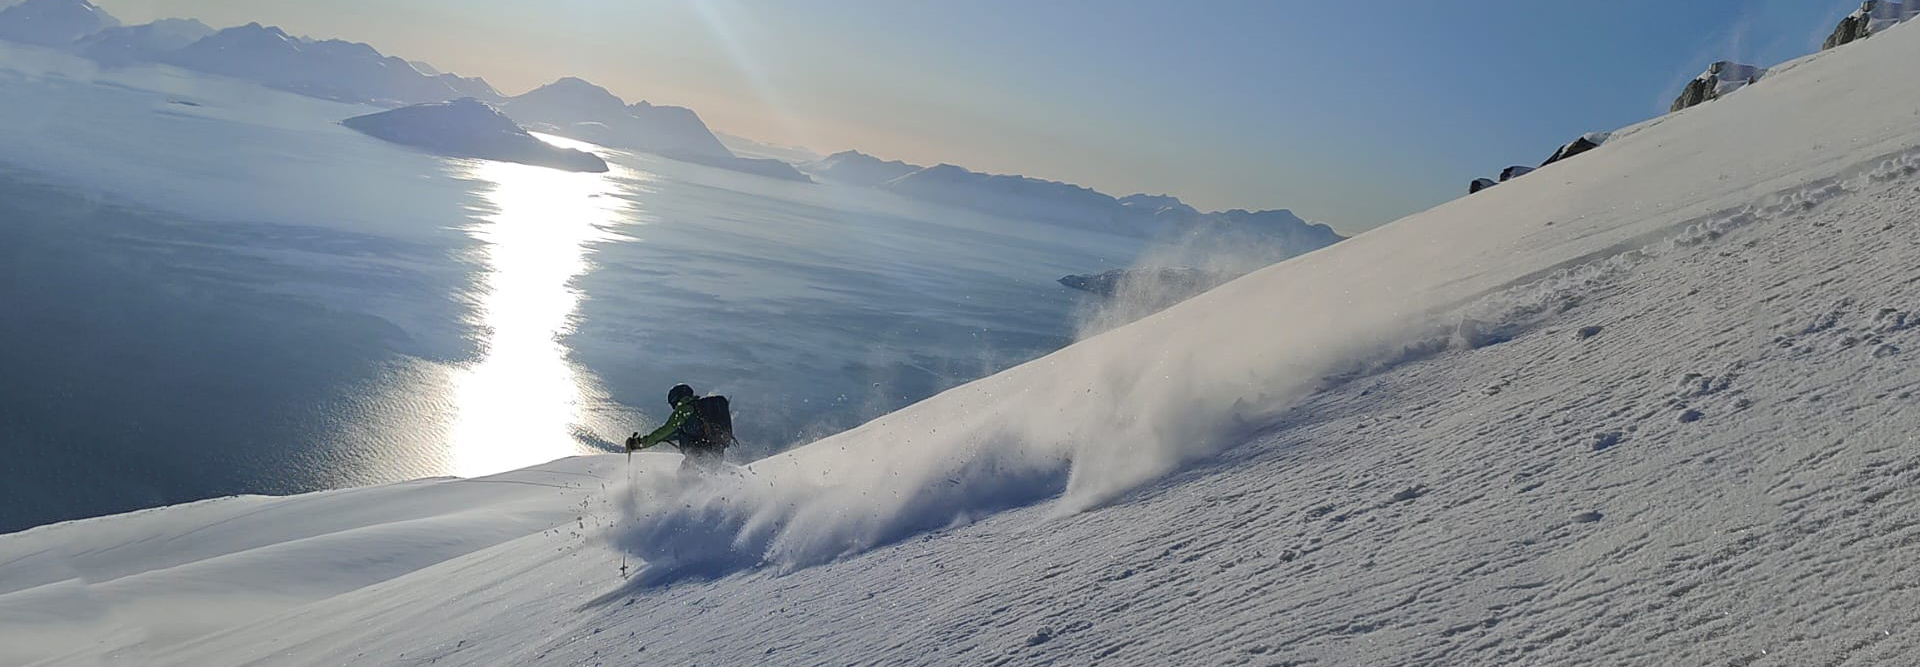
[{"xmin": 14, "ymin": 15, "xmax": 1920, "ymax": 667}]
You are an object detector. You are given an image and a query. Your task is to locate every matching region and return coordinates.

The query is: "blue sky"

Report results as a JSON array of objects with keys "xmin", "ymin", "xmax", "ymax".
[{"xmin": 104, "ymin": 0, "xmax": 1864, "ymax": 230}]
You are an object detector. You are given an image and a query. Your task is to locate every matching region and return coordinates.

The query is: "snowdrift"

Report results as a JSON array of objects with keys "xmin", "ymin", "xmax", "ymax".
[{"xmin": 12, "ymin": 12, "xmax": 1920, "ymax": 667}]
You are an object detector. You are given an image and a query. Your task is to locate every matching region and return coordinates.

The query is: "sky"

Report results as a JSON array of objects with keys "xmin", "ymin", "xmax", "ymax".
[{"xmin": 99, "ymin": 0, "xmax": 1865, "ymax": 231}]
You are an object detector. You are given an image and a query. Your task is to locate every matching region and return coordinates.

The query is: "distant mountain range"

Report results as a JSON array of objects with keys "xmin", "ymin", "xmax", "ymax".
[
  {"xmin": 0, "ymin": 0, "xmax": 116, "ymax": 47},
  {"xmin": 160, "ymin": 23, "xmax": 499, "ymax": 106},
  {"xmin": 0, "ymin": 0, "xmax": 1341, "ymax": 246},
  {"xmin": 801, "ymin": 149, "xmax": 1343, "ymax": 260},
  {"xmin": 0, "ymin": 1, "xmax": 804, "ymax": 181},
  {"xmin": 76, "ymin": 18, "xmax": 210, "ymax": 65}
]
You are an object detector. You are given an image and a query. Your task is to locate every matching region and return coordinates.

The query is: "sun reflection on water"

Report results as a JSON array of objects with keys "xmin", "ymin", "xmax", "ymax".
[{"xmin": 450, "ymin": 149, "xmax": 628, "ymax": 477}]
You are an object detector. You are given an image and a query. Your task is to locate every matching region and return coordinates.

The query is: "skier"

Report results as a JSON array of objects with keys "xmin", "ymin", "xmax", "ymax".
[{"xmin": 625, "ymin": 383, "xmax": 735, "ymax": 475}]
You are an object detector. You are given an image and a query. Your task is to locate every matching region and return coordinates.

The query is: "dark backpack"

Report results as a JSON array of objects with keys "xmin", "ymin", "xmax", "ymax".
[{"xmin": 689, "ymin": 395, "xmax": 735, "ymax": 451}]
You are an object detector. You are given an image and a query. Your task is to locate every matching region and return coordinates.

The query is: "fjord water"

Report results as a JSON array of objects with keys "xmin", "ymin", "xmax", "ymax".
[{"xmin": 0, "ymin": 44, "xmax": 1140, "ymax": 533}]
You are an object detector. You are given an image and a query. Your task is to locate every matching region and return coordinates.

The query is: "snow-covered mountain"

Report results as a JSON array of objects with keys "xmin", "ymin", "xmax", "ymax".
[
  {"xmin": 0, "ymin": 0, "xmax": 116, "ymax": 47},
  {"xmin": 1117, "ymin": 192, "xmax": 1202, "ymax": 221},
  {"xmin": 341, "ymin": 97, "xmax": 608, "ymax": 173},
  {"xmin": 504, "ymin": 78, "xmax": 729, "ymax": 159},
  {"xmin": 802, "ymin": 149, "xmax": 925, "ymax": 186},
  {"xmin": 716, "ymin": 131, "xmax": 822, "ymax": 163},
  {"xmin": 1670, "ymin": 60, "xmax": 1767, "ymax": 112},
  {"xmin": 882, "ymin": 163, "xmax": 1128, "ymax": 227},
  {"xmin": 162, "ymin": 24, "xmax": 499, "ymax": 106},
  {"xmin": 74, "ymin": 18, "xmax": 211, "ymax": 66},
  {"xmin": 817, "ymin": 156, "xmax": 1341, "ymax": 262},
  {"xmin": 503, "ymin": 77, "xmax": 810, "ymax": 182},
  {"xmin": 17, "ymin": 8, "xmax": 1920, "ymax": 667},
  {"xmin": 1825, "ymin": 0, "xmax": 1920, "ymax": 49}
]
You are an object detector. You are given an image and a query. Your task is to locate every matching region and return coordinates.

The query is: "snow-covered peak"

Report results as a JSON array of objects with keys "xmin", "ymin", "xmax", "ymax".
[
  {"xmin": 628, "ymin": 100, "xmax": 704, "ymax": 125},
  {"xmin": 802, "ymin": 150, "xmax": 924, "ymax": 187},
  {"xmin": 504, "ymin": 77, "xmax": 633, "ymax": 125},
  {"xmin": 0, "ymin": 0, "xmax": 119, "ymax": 47},
  {"xmin": 130, "ymin": 17, "xmax": 209, "ymax": 40},
  {"xmin": 221, "ymin": 21, "xmax": 294, "ymax": 44},
  {"xmin": 170, "ymin": 22, "xmax": 298, "ymax": 63},
  {"xmin": 300, "ymin": 37, "xmax": 382, "ymax": 62},
  {"xmin": 1117, "ymin": 193, "xmax": 1198, "ymax": 217},
  {"xmin": 164, "ymin": 24, "xmax": 498, "ymax": 106},
  {"xmin": 534, "ymin": 77, "xmax": 626, "ymax": 105},
  {"xmin": 75, "ymin": 18, "xmax": 211, "ymax": 65}
]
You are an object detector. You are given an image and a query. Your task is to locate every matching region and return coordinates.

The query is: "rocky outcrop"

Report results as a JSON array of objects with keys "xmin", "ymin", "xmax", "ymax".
[
  {"xmin": 1670, "ymin": 61, "xmax": 1766, "ymax": 113},
  {"xmin": 0, "ymin": 0, "xmax": 118, "ymax": 47},
  {"xmin": 1471, "ymin": 131, "xmax": 1612, "ymax": 197},
  {"xmin": 76, "ymin": 18, "xmax": 211, "ymax": 66},
  {"xmin": 1824, "ymin": 1, "xmax": 1920, "ymax": 50},
  {"xmin": 342, "ymin": 98, "xmax": 607, "ymax": 173},
  {"xmin": 1542, "ymin": 131, "xmax": 1611, "ymax": 166}
]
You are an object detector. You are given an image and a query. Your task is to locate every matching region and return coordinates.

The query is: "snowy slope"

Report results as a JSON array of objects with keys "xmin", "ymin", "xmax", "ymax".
[
  {"xmin": 0, "ymin": 456, "xmax": 641, "ymax": 664},
  {"xmin": 14, "ymin": 13, "xmax": 1920, "ymax": 667}
]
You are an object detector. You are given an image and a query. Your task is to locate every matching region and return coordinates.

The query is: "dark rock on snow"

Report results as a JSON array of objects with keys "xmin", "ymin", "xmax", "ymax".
[
  {"xmin": 1543, "ymin": 132, "xmax": 1611, "ymax": 166},
  {"xmin": 1824, "ymin": 1, "xmax": 1920, "ymax": 50},
  {"xmin": 1670, "ymin": 61, "xmax": 1766, "ymax": 113}
]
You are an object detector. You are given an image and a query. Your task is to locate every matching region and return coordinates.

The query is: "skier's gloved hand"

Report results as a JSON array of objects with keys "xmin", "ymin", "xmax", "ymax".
[{"xmin": 625, "ymin": 432, "xmax": 642, "ymax": 451}]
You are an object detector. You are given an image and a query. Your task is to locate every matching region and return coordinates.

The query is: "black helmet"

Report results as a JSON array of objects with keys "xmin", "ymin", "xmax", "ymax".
[{"xmin": 667, "ymin": 384, "xmax": 696, "ymax": 406}]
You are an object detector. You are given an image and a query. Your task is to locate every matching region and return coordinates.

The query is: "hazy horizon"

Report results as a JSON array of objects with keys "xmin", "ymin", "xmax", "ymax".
[{"xmin": 94, "ymin": 0, "xmax": 1865, "ymax": 231}]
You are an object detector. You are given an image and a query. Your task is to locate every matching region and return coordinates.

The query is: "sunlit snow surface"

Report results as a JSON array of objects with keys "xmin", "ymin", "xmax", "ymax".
[{"xmin": 13, "ymin": 22, "xmax": 1920, "ymax": 667}]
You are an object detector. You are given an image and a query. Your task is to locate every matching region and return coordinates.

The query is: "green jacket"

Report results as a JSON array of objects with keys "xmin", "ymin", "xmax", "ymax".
[{"xmin": 628, "ymin": 399, "xmax": 698, "ymax": 450}]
